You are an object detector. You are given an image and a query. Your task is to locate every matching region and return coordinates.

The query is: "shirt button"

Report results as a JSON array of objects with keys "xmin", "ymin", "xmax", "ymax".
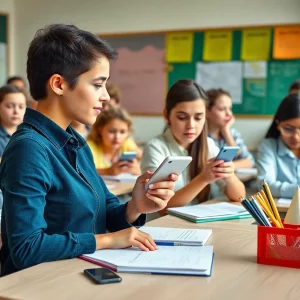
[{"xmin": 69, "ymin": 138, "xmax": 75, "ymax": 144}]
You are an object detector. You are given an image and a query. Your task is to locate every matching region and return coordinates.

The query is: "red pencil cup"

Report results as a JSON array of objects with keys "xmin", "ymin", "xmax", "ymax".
[{"xmin": 257, "ymin": 221, "xmax": 300, "ymax": 269}]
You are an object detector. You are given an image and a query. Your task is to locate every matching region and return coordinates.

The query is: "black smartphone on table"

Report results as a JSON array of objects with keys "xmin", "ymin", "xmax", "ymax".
[{"xmin": 84, "ymin": 268, "xmax": 122, "ymax": 284}]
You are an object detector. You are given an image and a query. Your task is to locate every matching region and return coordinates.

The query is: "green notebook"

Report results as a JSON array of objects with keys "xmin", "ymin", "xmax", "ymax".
[{"xmin": 167, "ymin": 202, "xmax": 252, "ymax": 223}]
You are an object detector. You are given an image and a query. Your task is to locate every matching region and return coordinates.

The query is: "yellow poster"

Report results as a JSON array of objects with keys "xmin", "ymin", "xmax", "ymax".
[
  {"xmin": 166, "ymin": 32, "xmax": 194, "ymax": 63},
  {"xmin": 241, "ymin": 29, "xmax": 271, "ymax": 60},
  {"xmin": 273, "ymin": 26, "xmax": 300, "ymax": 59},
  {"xmin": 203, "ymin": 31, "xmax": 232, "ymax": 61}
]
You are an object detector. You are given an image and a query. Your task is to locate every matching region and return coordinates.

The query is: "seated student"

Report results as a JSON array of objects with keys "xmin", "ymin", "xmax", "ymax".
[
  {"xmin": 6, "ymin": 76, "xmax": 26, "ymax": 91},
  {"xmin": 0, "ymin": 85, "xmax": 27, "ymax": 158},
  {"xmin": 257, "ymin": 93, "xmax": 300, "ymax": 198},
  {"xmin": 206, "ymin": 89, "xmax": 255, "ymax": 169},
  {"xmin": 70, "ymin": 120, "xmax": 90, "ymax": 139},
  {"xmin": 289, "ymin": 80, "xmax": 300, "ymax": 94},
  {"xmin": 0, "ymin": 24, "xmax": 177, "ymax": 276},
  {"xmin": 87, "ymin": 107, "xmax": 142, "ymax": 176},
  {"xmin": 7, "ymin": 75, "xmax": 38, "ymax": 109},
  {"xmin": 141, "ymin": 80, "xmax": 245, "ymax": 213}
]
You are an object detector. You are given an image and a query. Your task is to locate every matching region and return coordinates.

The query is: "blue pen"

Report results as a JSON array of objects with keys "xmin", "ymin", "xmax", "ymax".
[{"xmin": 155, "ymin": 241, "xmax": 198, "ymax": 246}]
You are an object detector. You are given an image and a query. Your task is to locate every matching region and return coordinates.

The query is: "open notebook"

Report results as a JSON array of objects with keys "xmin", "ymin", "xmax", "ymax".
[
  {"xmin": 102, "ymin": 173, "xmax": 138, "ymax": 182},
  {"xmin": 81, "ymin": 245, "xmax": 214, "ymax": 276},
  {"xmin": 167, "ymin": 202, "xmax": 252, "ymax": 223},
  {"xmin": 139, "ymin": 226, "xmax": 212, "ymax": 246}
]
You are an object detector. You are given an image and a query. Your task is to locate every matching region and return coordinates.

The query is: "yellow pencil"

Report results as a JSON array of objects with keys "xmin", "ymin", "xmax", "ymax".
[
  {"xmin": 253, "ymin": 194, "xmax": 282, "ymax": 228},
  {"xmin": 263, "ymin": 180, "xmax": 284, "ymax": 227},
  {"xmin": 259, "ymin": 190, "xmax": 273, "ymax": 212}
]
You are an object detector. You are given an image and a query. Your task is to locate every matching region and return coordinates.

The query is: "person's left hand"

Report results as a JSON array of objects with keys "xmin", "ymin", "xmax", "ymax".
[{"xmin": 131, "ymin": 171, "xmax": 178, "ymax": 214}]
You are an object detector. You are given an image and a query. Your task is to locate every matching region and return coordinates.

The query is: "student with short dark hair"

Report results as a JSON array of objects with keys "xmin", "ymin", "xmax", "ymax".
[
  {"xmin": 289, "ymin": 80, "xmax": 300, "ymax": 94},
  {"xmin": 0, "ymin": 24, "xmax": 177, "ymax": 276},
  {"xmin": 257, "ymin": 93, "xmax": 300, "ymax": 198}
]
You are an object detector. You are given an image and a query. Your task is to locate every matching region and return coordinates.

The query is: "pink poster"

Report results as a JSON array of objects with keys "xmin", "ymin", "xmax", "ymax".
[{"xmin": 109, "ymin": 46, "xmax": 166, "ymax": 114}]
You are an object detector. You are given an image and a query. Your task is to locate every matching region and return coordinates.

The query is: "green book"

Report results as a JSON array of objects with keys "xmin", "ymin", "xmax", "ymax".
[{"xmin": 167, "ymin": 202, "xmax": 252, "ymax": 223}]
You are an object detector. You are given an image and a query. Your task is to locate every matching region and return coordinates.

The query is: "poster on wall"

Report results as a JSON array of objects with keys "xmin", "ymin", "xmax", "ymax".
[{"xmin": 196, "ymin": 62, "xmax": 243, "ymax": 104}]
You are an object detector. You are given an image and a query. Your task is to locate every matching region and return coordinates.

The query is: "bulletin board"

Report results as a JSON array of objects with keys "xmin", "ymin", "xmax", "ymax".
[
  {"xmin": 100, "ymin": 24, "xmax": 300, "ymax": 116},
  {"xmin": 0, "ymin": 12, "xmax": 8, "ymax": 86}
]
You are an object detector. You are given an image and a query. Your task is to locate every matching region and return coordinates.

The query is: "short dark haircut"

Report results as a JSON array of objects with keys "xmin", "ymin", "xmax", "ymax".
[
  {"xmin": 7, "ymin": 76, "xmax": 25, "ymax": 84},
  {"xmin": 0, "ymin": 84, "xmax": 24, "ymax": 103},
  {"xmin": 266, "ymin": 93, "xmax": 300, "ymax": 139},
  {"xmin": 27, "ymin": 24, "xmax": 118, "ymax": 100},
  {"xmin": 289, "ymin": 80, "xmax": 300, "ymax": 93}
]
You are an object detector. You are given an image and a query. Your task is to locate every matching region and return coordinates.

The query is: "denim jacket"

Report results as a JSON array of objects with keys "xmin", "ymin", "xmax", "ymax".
[{"xmin": 0, "ymin": 108, "xmax": 145, "ymax": 276}]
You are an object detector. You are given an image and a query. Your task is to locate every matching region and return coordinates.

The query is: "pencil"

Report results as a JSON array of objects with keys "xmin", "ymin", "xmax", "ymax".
[
  {"xmin": 262, "ymin": 180, "xmax": 284, "ymax": 228},
  {"xmin": 258, "ymin": 190, "xmax": 273, "ymax": 212},
  {"xmin": 253, "ymin": 194, "xmax": 282, "ymax": 228}
]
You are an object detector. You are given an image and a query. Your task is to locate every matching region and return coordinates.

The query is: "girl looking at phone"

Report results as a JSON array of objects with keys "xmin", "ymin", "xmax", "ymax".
[
  {"xmin": 141, "ymin": 80, "xmax": 245, "ymax": 211},
  {"xmin": 205, "ymin": 89, "xmax": 255, "ymax": 169},
  {"xmin": 257, "ymin": 93, "xmax": 300, "ymax": 198},
  {"xmin": 87, "ymin": 107, "xmax": 142, "ymax": 176}
]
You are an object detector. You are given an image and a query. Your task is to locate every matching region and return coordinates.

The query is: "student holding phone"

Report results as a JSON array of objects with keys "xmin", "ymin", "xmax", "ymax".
[
  {"xmin": 257, "ymin": 93, "xmax": 300, "ymax": 198},
  {"xmin": 87, "ymin": 107, "xmax": 142, "ymax": 176},
  {"xmin": 0, "ymin": 24, "xmax": 178, "ymax": 276},
  {"xmin": 205, "ymin": 89, "xmax": 255, "ymax": 169},
  {"xmin": 141, "ymin": 80, "xmax": 245, "ymax": 213}
]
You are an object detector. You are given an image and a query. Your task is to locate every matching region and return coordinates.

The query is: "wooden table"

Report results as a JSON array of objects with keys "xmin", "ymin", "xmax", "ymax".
[
  {"xmin": 1, "ymin": 215, "xmax": 299, "ymax": 300},
  {"xmin": 105, "ymin": 180, "xmax": 135, "ymax": 196}
]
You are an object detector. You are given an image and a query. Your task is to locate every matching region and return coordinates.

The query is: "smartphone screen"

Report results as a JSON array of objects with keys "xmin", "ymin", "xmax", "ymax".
[{"xmin": 84, "ymin": 268, "xmax": 122, "ymax": 284}]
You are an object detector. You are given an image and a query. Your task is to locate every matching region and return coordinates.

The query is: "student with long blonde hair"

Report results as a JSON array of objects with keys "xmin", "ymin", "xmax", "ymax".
[
  {"xmin": 141, "ymin": 80, "xmax": 245, "ymax": 212},
  {"xmin": 87, "ymin": 107, "xmax": 142, "ymax": 175}
]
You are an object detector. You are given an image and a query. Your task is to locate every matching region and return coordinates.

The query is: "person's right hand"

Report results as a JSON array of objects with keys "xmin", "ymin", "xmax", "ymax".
[
  {"xmin": 199, "ymin": 158, "xmax": 226, "ymax": 184},
  {"xmin": 107, "ymin": 161, "xmax": 131, "ymax": 176},
  {"xmin": 95, "ymin": 227, "xmax": 158, "ymax": 251}
]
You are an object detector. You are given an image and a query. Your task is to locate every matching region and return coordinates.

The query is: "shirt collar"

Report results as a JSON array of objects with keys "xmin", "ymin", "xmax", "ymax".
[
  {"xmin": 277, "ymin": 137, "xmax": 296, "ymax": 158},
  {"xmin": 0, "ymin": 125, "xmax": 11, "ymax": 138},
  {"xmin": 23, "ymin": 108, "xmax": 86, "ymax": 150},
  {"xmin": 163, "ymin": 127, "xmax": 188, "ymax": 156}
]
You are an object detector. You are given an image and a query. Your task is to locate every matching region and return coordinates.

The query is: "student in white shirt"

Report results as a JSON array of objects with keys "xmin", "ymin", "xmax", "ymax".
[{"xmin": 141, "ymin": 80, "xmax": 245, "ymax": 214}]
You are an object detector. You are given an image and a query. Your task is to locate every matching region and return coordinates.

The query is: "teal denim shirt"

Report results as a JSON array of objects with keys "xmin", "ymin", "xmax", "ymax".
[{"xmin": 0, "ymin": 108, "xmax": 145, "ymax": 276}]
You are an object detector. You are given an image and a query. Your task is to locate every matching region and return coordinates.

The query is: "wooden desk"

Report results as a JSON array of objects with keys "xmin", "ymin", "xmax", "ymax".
[
  {"xmin": 105, "ymin": 180, "xmax": 135, "ymax": 196},
  {"xmin": 275, "ymin": 198, "xmax": 290, "ymax": 213},
  {"xmin": 1, "ymin": 216, "xmax": 300, "ymax": 299}
]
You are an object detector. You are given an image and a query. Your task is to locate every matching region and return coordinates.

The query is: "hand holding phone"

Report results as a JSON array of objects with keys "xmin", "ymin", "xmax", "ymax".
[
  {"xmin": 84, "ymin": 268, "xmax": 122, "ymax": 284},
  {"xmin": 145, "ymin": 156, "xmax": 192, "ymax": 190},
  {"xmin": 119, "ymin": 151, "xmax": 137, "ymax": 162}
]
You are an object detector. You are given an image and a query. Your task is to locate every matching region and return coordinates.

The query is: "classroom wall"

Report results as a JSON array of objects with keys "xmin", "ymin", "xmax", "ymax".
[
  {"xmin": 13, "ymin": 0, "xmax": 300, "ymax": 148},
  {"xmin": 0, "ymin": 0, "xmax": 16, "ymax": 75}
]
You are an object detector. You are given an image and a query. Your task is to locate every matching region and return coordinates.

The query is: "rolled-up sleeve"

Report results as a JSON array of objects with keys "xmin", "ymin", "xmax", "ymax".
[
  {"xmin": 1, "ymin": 138, "xmax": 96, "ymax": 270},
  {"xmin": 232, "ymin": 129, "xmax": 255, "ymax": 167}
]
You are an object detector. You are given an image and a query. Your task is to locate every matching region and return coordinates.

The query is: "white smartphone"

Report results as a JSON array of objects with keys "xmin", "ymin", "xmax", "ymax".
[{"xmin": 145, "ymin": 156, "xmax": 192, "ymax": 190}]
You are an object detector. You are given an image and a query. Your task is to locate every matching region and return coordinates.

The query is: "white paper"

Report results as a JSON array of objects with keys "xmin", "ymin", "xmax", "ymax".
[
  {"xmin": 278, "ymin": 198, "xmax": 292, "ymax": 204},
  {"xmin": 139, "ymin": 227, "xmax": 212, "ymax": 245},
  {"xmin": 0, "ymin": 43, "xmax": 7, "ymax": 86},
  {"xmin": 102, "ymin": 173, "xmax": 138, "ymax": 182},
  {"xmin": 168, "ymin": 202, "xmax": 249, "ymax": 220},
  {"xmin": 196, "ymin": 62, "xmax": 243, "ymax": 104},
  {"xmin": 235, "ymin": 168, "xmax": 258, "ymax": 175},
  {"xmin": 243, "ymin": 61, "xmax": 267, "ymax": 79},
  {"xmin": 83, "ymin": 245, "xmax": 213, "ymax": 274}
]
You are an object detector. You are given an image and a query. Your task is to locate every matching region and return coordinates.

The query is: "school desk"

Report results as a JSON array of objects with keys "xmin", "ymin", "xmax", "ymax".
[
  {"xmin": 0, "ymin": 214, "xmax": 299, "ymax": 300},
  {"xmin": 105, "ymin": 180, "xmax": 135, "ymax": 196}
]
